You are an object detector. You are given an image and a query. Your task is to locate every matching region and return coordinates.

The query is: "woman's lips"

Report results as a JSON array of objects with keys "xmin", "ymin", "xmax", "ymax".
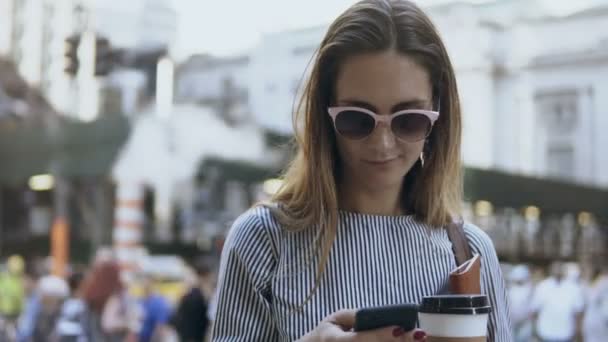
[{"xmin": 364, "ymin": 157, "xmax": 399, "ymax": 165}]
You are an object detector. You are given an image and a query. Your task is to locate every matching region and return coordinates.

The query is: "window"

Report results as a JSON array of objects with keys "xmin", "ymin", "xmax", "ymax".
[
  {"xmin": 536, "ymin": 90, "xmax": 578, "ymax": 135},
  {"xmin": 547, "ymin": 100, "xmax": 577, "ymax": 133},
  {"xmin": 535, "ymin": 89, "xmax": 581, "ymax": 181},
  {"xmin": 546, "ymin": 144, "xmax": 575, "ymax": 180}
]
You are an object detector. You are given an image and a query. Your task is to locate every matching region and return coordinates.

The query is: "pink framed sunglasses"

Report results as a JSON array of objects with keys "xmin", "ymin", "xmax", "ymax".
[{"xmin": 327, "ymin": 106, "xmax": 440, "ymax": 142}]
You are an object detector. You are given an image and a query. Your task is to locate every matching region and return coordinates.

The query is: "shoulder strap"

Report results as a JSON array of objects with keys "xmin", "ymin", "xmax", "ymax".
[{"xmin": 446, "ymin": 221, "xmax": 473, "ymax": 266}]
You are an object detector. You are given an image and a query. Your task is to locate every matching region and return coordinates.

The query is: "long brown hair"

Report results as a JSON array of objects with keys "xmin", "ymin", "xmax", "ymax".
[
  {"xmin": 268, "ymin": 0, "xmax": 463, "ymax": 303},
  {"xmin": 80, "ymin": 261, "xmax": 123, "ymax": 313}
]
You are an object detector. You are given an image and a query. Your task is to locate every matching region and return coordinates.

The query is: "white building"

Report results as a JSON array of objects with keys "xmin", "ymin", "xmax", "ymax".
[
  {"xmin": 175, "ymin": 25, "xmax": 328, "ymax": 133},
  {"xmin": 92, "ymin": 0, "xmax": 177, "ymax": 51},
  {"xmin": 176, "ymin": 54, "xmax": 249, "ymax": 107},
  {"xmin": 428, "ymin": 0, "xmax": 608, "ymax": 187},
  {"xmin": 0, "ymin": 0, "xmax": 12, "ymax": 56},
  {"xmin": 183, "ymin": 0, "xmax": 605, "ymax": 187},
  {"xmin": 112, "ymin": 104, "xmax": 269, "ymax": 243},
  {"xmin": 249, "ymin": 26, "xmax": 328, "ymax": 133},
  {"xmin": 0, "ymin": 0, "xmax": 177, "ymax": 115}
]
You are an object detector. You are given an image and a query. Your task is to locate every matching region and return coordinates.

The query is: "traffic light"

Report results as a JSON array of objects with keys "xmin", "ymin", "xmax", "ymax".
[
  {"xmin": 64, "ymin": 34, "xmax": 80, "ymax": 76},
  {"xmin": 95, "ymin": 37, "xmax": 113, "ymax": 76},
  {"xmin": 65, "ymin": 33, "xmax": 118, "ymax": 77}
]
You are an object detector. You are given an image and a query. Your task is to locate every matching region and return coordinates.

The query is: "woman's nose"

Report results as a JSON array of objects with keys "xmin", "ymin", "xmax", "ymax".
[{"xmin": 368, "ymin": 121, "xmax": 397, "ymax": 150}]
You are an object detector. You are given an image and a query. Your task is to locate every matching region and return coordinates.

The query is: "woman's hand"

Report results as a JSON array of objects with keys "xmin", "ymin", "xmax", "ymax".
[{"xmin": 298, "ymin": 309, "xmax": 427, "ymax": 342}]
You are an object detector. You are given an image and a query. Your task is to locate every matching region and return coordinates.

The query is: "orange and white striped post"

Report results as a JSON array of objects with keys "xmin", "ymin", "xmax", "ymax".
[{"xmin": 113, "ymin": 182, "xmax": 145, "ymax": 277}]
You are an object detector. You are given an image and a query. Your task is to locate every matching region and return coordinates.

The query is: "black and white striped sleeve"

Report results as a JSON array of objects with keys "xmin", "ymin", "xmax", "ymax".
[
  {"xmin": 465, "ymin": 223, "xmax": 513, "ymax": 342},
  {"xmin": 212, "ymin": 209, "xmax": 279, "ymax": 341}
]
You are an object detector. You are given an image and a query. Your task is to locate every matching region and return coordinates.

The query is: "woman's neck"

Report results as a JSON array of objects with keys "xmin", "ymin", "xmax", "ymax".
[{"xmin": 338, "ymin": 177, "xmax": 406, "ymax": 216}]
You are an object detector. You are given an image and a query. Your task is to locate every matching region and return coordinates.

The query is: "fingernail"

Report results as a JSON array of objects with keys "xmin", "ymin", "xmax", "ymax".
[
  {"xmin": 392, "ymin": 327, "xmax": 405, "ymax": 337},
  {"xmin": 414, "ymin": 330, "xmax": 427, "ymax": 340}
]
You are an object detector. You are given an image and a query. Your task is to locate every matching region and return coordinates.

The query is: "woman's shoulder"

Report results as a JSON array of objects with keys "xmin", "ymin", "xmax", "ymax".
[
  {"xmin": 221, "ymin": 205, "xmax": 280, "ymax": 288},
  {"xmin": 461, "ymin": 221, "xmax": 498, "ymax": 257},
  {"xmin": 224, "ymin": 205, "xmax": 281, "ymax": 256},
  {"xmin": 229, "ymin": 204, "xmax": 282, "ymax": 234}
]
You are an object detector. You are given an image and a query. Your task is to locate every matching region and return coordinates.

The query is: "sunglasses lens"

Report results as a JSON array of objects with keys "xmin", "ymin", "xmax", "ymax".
[
  {"xmin": 334, "ymin": 110, "xmax": 375, "ymax": 139},
  {"xmin": 391, "ymin": 113, "xmax": 432, "ymax": 141}
]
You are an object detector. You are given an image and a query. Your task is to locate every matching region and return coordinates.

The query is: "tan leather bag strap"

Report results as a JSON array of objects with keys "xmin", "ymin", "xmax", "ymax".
[{"xmin": 446, "ymin": 221, "xmax": 473, "ymax": 266}]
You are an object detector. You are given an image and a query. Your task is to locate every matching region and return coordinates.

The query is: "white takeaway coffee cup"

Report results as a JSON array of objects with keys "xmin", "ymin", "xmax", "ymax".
[{"xmin": 418, "ymin": 294, "xmax": 491, "ymax": 342}]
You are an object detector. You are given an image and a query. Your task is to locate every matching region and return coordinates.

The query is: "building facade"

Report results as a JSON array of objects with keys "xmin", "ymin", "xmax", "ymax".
[
  {"xmin": 0, "ymin": 0, "xmax": 177, "ymax": 116},
  {"xmin": 176, "ymin": 54, "xmax": 250, "ymax": 124},
  {"xmin": 177, "ymin": 0, "xmax": 608, "ymax": 187}
]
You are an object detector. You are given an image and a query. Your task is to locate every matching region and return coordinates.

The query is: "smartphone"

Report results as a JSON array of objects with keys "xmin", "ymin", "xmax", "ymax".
[{"xmin": 353, "ymin": 303, "xmax": 419, "ymax": 332}]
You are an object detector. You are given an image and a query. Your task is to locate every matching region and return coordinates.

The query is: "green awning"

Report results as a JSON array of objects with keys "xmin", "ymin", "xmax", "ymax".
[
  {"xmin": 196, "ymin": 160, "xmax": 608, "ymax": 220},
  {"xmin": 197, "ymin": 156, "xmax": 279, "ymax": 184},
  {"xmin": 0, "ymin": 114, "xmax": 130, "ymax": 184},
  {"xmin": 464, "ymin": 167, "xmax": 608, "ymax": 220}
]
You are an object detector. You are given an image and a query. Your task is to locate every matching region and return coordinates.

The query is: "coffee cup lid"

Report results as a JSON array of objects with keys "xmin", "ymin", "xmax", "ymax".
[{"xmin": 419, "ymin": 295, "xmax": 491, "ymax": 315}]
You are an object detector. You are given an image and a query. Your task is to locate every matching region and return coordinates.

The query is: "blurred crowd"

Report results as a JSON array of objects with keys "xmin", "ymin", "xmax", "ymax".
[
  {"xmin": 0, "ymin": 252, "xmax": 218, "ymax": 342},
  {"xmin": 3, "ymin": 252, "xmax": 608, "ymax": 342},
  {"xmin": 506, "ymin": 262, "xmax": 608, "ymax": 342}
]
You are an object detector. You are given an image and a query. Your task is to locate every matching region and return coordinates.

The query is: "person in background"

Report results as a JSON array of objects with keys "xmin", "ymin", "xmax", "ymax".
[
  {"xmin": 564, "ymin": 263, "xmax": 583, "ymax": 286},
  {"xmin": 0, "ymin": 255, "xmax": 26, "ymax": 327},
  {"xmin": 101, "ymin": 272, "xmax": 141, "ymax": 342},
  {"xmin": 16, "ymin": 271, "xmax": 41, "ymax": 342},
  {"xmin": 507, "ymin": 265, "xmax": 534, "ymax": 342},
  {"xmin": 80, "ymin": 260, "xmax": 123, "ymax": 341},
  {"xmin": 532, "ymin": 262, "xmax": 585, "ymax": 342},
  {"xmin": 205, "ymin": 282, "xmax": 218, "ymax": 341},
  {"xmin": 55, "ymin": 271, "xmax": 88, "ymax": 342},
  {"xmin": 31, "ymin": 275, "xmax": 69, "ymax": 342},
  {"xmin": 172, "ymin": 257, "xmax": 215, "ymax": 342},
  {"xmin": 583, "ymin": 265, "xmax": 608, "ymax": 342},
  {"xmin": 138, "ymin": 277, "xmax": 173, "ymax": 342}
]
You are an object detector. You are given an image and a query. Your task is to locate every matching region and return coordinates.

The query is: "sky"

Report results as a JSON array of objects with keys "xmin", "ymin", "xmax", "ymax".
[
  {"xmin": 171, "ymin": 0, "xmax": 603, "ymax": 60},
  {"xmin": 172, "ymin": 0, "xmax": 357, "ymax": 59}
]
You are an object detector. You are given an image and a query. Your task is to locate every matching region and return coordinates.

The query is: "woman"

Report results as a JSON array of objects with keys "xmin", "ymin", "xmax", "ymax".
[
  {"xmin": 212, "ymin": 0, "xmax": 511, "ymax": 341},
  {"xmin": 101, "ymin": 276, "xmax": 141, "ymax": 342},
  {"xmin": 82, "ymin": 259, "xmax": 123, "ymax": 341}
]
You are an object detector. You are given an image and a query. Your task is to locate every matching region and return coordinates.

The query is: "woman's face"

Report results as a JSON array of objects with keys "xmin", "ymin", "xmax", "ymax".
[{"xmin": 333, "ymin": 50, "xmax": 433, "ymax": 190}]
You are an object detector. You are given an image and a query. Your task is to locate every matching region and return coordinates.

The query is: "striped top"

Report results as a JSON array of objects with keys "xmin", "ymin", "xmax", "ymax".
[{"xmin": 212, "ymin": 206, "xmax": 512, "ymax": 341}]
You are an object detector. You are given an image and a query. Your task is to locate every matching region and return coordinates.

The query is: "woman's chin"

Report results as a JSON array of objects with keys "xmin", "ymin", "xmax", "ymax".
[{"xmin": 357, "ymin": 172, "xmax": 406, "ymax": 191}]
